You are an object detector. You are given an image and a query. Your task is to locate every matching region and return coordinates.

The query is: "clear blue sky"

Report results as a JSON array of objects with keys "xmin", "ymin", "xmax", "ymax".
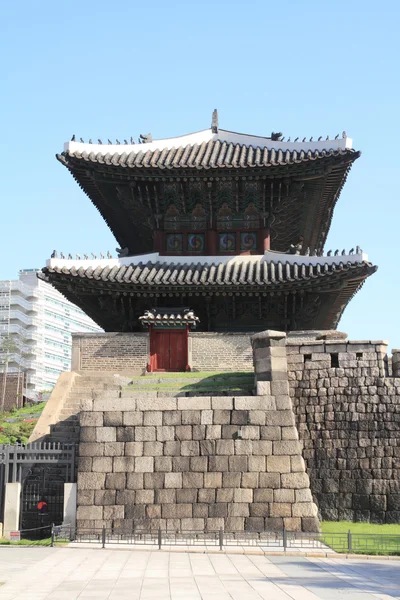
[{"xmin": 1, "ymin": 0, "xmax": 399, "ymax": 347}]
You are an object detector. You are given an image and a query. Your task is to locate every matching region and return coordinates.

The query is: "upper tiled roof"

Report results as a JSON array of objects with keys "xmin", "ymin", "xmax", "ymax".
[{"xmin": 59, "ymin": 128, "xmax": 358, "ymax": 171}]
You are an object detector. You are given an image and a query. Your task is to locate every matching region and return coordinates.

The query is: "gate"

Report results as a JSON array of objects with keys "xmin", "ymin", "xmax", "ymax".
[{"xmin": 0, "ymin": 443, "xmax": 75, "ymax": 539}]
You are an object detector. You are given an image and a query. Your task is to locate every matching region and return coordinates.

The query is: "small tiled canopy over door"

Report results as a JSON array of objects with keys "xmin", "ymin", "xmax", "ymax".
[{"xmin": 150, "ymin": 330, "xmax": 188, "ymax": 372}]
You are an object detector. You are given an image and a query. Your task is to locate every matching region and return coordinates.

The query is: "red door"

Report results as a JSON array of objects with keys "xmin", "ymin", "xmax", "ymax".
[{"xmin": 150, "ymin": 329, "xmax": 188, "ymax": 372}]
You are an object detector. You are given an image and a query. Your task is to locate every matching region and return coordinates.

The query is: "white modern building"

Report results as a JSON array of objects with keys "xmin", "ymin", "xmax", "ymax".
[{"xmin": 0, "ymin": 269, "xmax": 102, "ymax": 399}]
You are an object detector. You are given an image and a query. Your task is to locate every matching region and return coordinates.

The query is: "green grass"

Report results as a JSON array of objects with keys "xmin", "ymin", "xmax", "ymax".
[
  {"xmin": 0, "ymin": 537, "xmax": 52, "ymax": 546},
  {"xmin": 130, "ymin": 371, "xmax": 253, "ymax": 379},
  {"xmin": 0, "ymin": 402, "xmax": 45, "ymax": 444},
  {"xmin": 321, "ymin": 522, "xmax": 400, "ymax": 555},
  {"xmin": 127, "ymin": 372, "xmax": 254, "ymax": 395}
]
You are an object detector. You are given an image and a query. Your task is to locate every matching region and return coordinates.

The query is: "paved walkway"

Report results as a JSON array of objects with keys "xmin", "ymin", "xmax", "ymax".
[{"xmin": 0, "ymin": 547, "xmax": 399, "ymax": 599}]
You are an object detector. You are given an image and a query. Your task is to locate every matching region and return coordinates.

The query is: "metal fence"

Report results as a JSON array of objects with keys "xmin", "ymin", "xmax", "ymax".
[{"xmin": 52, "ymin": 525, "xmax": 400, "ymax": 554}]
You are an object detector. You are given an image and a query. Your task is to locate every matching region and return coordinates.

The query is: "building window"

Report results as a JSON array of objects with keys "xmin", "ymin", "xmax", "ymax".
[
  {"xmin": 240, "ymin": 232, "xmax": 257, "ymax": 251},
  {"xmin": 187, "ymin": 233, "xmax": 205, "ymax": 253},
  {"xmin": 219, "ymin": 233, "xmax": 236, "ymax": 252},
  {"xmin": 166, "ymin": 233, "xmax": 183, "ymax": 253}
]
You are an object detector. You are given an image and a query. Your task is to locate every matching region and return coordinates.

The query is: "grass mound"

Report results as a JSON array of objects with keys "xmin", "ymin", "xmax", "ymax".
[{"xmin": 0, "ymin": 402, "xmax": 46, "ymax": 444}]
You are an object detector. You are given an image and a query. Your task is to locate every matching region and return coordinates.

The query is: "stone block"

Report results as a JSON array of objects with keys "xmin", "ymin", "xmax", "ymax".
[
  {"xmin": 250, "ymin": 502, "xmax": 269, "ymax": 516},
  {"xmin": 135, "ymin": 457, "xmax": 154, "ymax": 473},
  {"xmin": 175, "ymin": 425, "xmax": 192, "ymax": 440},
  {"xmin": 136, "ymin": 490, "xmax": 154, "ymax": 504},
  {"xmin": 216, "ymin": 488, "xmax": 234, "ymax": 502},
  {"xmin": 222, "ymin": 473, "xmax": 241, "ymax": 487},
  {"xmin": 143, "ymin": 411, "xmax": 163, "ymax": 426},
  {"xmin": 274, "ymin": 396, "xmax": 292, "ymax": 410},
  {"xmin": 77, "ymin": 490, "xmax": 94, "ymax": 505},
  {"xmin": 80, "ymin": 412, "xmax": 103, "ymax": 427},
  {"xmin": 162, "ymin": 504, "xmax": 192, "ymax": 519},
  {"xmin": 267, "ymin": 456, "xmax": 291, "ymax": 473},
  {"xmin": 154, "ymin": 456, "xmax": 172, "ymax": 472},
  {"xmin": 265, "ymin": 517, "xmax": 284, "ymax": 532},
  {"xmin": 260, "ymin": 426, "xmax": 281, "ymax": 441},
  {"xmin": 281, "ymin": 472, "xmax": 310, "ymax": 489},
  {"xmin": 125, "ymin": 442, "xmax": 144, "ymax": 456},
  {"xmin": 301, "ymin": 517, "xmax": 320, "ymax": 532},
  {"xmin": 205, "ymin": 425, "xmax": 221, "ymax": 439},
  {"xmin": 216, "ymin": 440, "xmax": 234, "ymax": 455},
  {"xmin": 281, "ymin": 427, "xmax": 299, "ymax": 441},
  {"xmin": 241, "ymin": 426, "xmax": 261, "ymax": 440},
  {"xmin": 225, "ymin": 517, "xmax": 244, "ymax": 531},
  {"xmin": 234, "ymin": 440, "xmax": 253, "ymax": 455},
  {"xmin": 125, "ymin": 504, "xmax": 146, "ymax": 519},
  {"xmin": 181, "ymin": 441, "xmax": 199, "ymax": 456},
  {"xmin": 201, "ymin": 410, "xmax": 214, "ymax": 425},
  {"xmin": 213, "ymin": 410, "xmax": 231, "ymax": 425},
  {"xmin": 229, "ymin": 456, "xmax": 248, "ymax": 472},
  {"xmin": 164, "ymin": 441, "xmax": 181, "ymax": 455},
  {"xmin": 155, "ymin": 489, "xmax": 176, "ymax": 504},
  {"xmin": 116, "ymin": 427, "xmax": 135, "ymax": 442},
  {"xmin": 248, "ymin": 411, "xmax": 266, "ymax": 425},
  {"xmin": 252, "ymin": 441, "xmax": 272, "ymax": 455},
  {"xmin": 231, "ymin": 411, "xmax": 249, "ymax": 425},
  {"xmin": 123, "ymin": 412, "xmax": 143, "ymax": 426},
  {"xmin": 291, "ymin": 456, "xmax": 305, "ymax": 472},
  {"xmin": 136, "ymin": 398, "xmax": 177, "ymax": 411},
  {"xmin": 295, "ymin": 489, "xmax": 313, "ymax": 503},
  {"xmin": 92, "ymin": 457, "xmax": 113, "ymax": 473},
  {"xmin": 274, "ymin": 489, "xmax": 294, "ymax": 503},
  {"xmin": 103, "ymin": 442, "xmax": 125, "ymax": 457},
  {"xmin": 234, "ymin": 488, "xmax": 253, "ymax": 503},
  {"xmin": 182, "ymin": 410, "xmax": 201, "ymax": 425},
  {"xmin": 190, "ymin": 456, "xmax": 208, "ymax": 472},
  {"xmin": 103, "ymin": 505, "xmax": 124, "ymax": 520},
  {"xmin": 198, "ymin": 489, "xmax": 216, "ymax": 503},
  {"xmin": 273, "ymin": 441, "xmax": 302, "ymax": 456},
  {"xmin": 265, "ymin": 411, "xmax": 295, "ymax": 427},
  {"xmin": 77, "ymin": 505, "xmax": 103, "ymax": 520},
  {"xmin": 157, "ymin": 426, "xmax": 175, "ymax": 442},
  {"xmin": 211, "ymin": 397, "xmax": 234, "ymax": 409},
  {"xmin": 146, "ymin": 505, "xmax": 162, "ymax": 519},
  {"xmin": 105, "ymin": 473, "xmax": 126, "ymax": 489},
  {"xmin": 209, "ymin": 456, "xmax": 229, "ymax": 472},
  {"xmin": 205, "ymin": 518, "xmax": 224, "ymax": 531},
  {"xmin": 229, "ymin": 503, "xmax": 250, "ymax": 517},
  {"xmin": 144, "ymin": 473, "xmax": 165, "ymax": 489},
  {"xmin": 270, "ymin": 381, "xmax": 289, "ymax": 395},
  {"xmin": 78, "ymin": 457, "xmax": 92, "ymax": 471},
  {"xmin": 254, "ymin": 489, "xmax": 273, "ymax": 503},
  {"xmin": 93, "ymin": 397, "xmax": 136, "ymax": 412},
  {"xmin": 172, "ymin": 457, "xmax": 190, "ymax": 472},
  {"xmin": 79, "ymin": 443, "xmax": 104, "ymax": 457},
  {"xmin": 259, "ymin": 473, "xmax": 280, "ymax": 488},
  {"xmin": 78, "ymin": 472, "xmax": 105, "ymax": 490},
  {"xmin": 143, "ymin": 441, "xmax": 163, "ymax": 456},
  {"xmin": 192, "ymin": 425, "xmax": 206, "ymax": 440},
  {"xmin": 113, "ymin": 457, "xmax": 135, "ymax": 472},
  {"xmin": 104, "ymin": 412, "xmax": 123, "ymax": 426},
  {"xmin": 221, "ymin": 425, "xmax": 240, "ymax": 439},
  {"xmin": 204, "ymin": 472, "xmax": 222, "ymax": 488},
  {"xmin": 245, "ymin": 517, "xmax": 266, "ymax": 531},
  {"xmin": 181, "ymin": 518, "xmax": 204, "ymax": 530},
  {"xmin": 256, "ymin": 382, "xmax": 271, "ymax": 395},
  {"xmin": 209, "ymin": 503, "xmax": 228, "ymax": 518},
  {"xmin": 270, "ymin": 503, "xmax": 292, "ymax": 517},
  {"xmin": 135, "ymin": 427, "xmax": 156, "ymax": 442},
  {"xmin": 283, "ymin": 517, "xmax": 302, "ymax": 531},
  {"xmin": 80, "ymin": 427, "xmax": 96, "ymax": 443},
  {"xmin": 248, "ymin": 456, "xmax": 266, "ymax": 472},
  {"xmin": 126, "ymin": 473, "xmax": 144, "ymax": 489},
  {"xmin": 178, "ymin": 397, "xmax": 211, "ymax": 410},
  {"xmin": 163, "ymin": 410, "xmax": 182, "ymax": 425},
  {"xmin": 183, "ymin": 472, "xmax": 204, "ymax": 488},
  {"xmin": 164, "ymin": 472, "xmax": 182, "ymax": 489},
  {"xmin": 177, "ymin": 489, "xmax": 198, "ymax": 504},
  {"xmin": 234, "ymin": 396, "xmax": 276, "ymax": 410},
  {"xmin": 292, "ymin": 503, "xmax": 318, "ymax": 517}
]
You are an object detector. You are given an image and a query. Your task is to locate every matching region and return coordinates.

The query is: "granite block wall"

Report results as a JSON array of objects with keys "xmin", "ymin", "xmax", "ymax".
[
  {"xmin": 286, "ymin": 338, "xmax": 400, "ymax": 523},
  {"xmin": 72, "ymin": 332, "xmax": 254, "ymax": 373}
]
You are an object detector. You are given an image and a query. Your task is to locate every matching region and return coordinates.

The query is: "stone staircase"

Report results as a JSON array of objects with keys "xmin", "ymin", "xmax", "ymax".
[{"xmin": 44, "ymin": 372, "xmax": 254, "ymax": 445}]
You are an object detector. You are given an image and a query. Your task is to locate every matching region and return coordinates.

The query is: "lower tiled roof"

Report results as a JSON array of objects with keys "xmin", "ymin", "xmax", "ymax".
[{"xmin": 42, "ymin": 258, "xmax": 376, "ymax": 288}]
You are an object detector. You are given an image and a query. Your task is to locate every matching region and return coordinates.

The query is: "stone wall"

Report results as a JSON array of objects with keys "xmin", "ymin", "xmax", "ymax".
[
  {"xmin": 72, "ymin": 332, "xmax": 254, "ymax": 373},
  {"xmin": 0, "ymin": 373, "xmax": 26, "ymax": 411},
  {"xmin": 286, "ymin": 338, "xmax": 400, "ymax": 523}
]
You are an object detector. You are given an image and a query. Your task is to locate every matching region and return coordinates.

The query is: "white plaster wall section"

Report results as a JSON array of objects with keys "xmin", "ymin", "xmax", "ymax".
[
  {"xmin": 64, "ymin": 128, "xmax": 352, "ymax": 156},
  {"xmin": 47, "ymin": 250, "xmax": 368, "ymax": 272}
]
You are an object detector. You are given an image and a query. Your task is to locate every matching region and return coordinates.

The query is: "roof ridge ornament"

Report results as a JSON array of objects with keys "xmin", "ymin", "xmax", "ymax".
[{"xmin": 211, "ymin": 109, "xmax": 218, "ymax": 134}]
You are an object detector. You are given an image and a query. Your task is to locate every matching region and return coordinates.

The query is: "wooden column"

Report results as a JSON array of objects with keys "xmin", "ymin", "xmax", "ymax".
[
  {"xmin": 206, "ymin": 230, "xmax": 217, "ymax": 255},
  {"xmin": 259, "ymin": 228, "xmax": 270, "ymax": 252}
]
